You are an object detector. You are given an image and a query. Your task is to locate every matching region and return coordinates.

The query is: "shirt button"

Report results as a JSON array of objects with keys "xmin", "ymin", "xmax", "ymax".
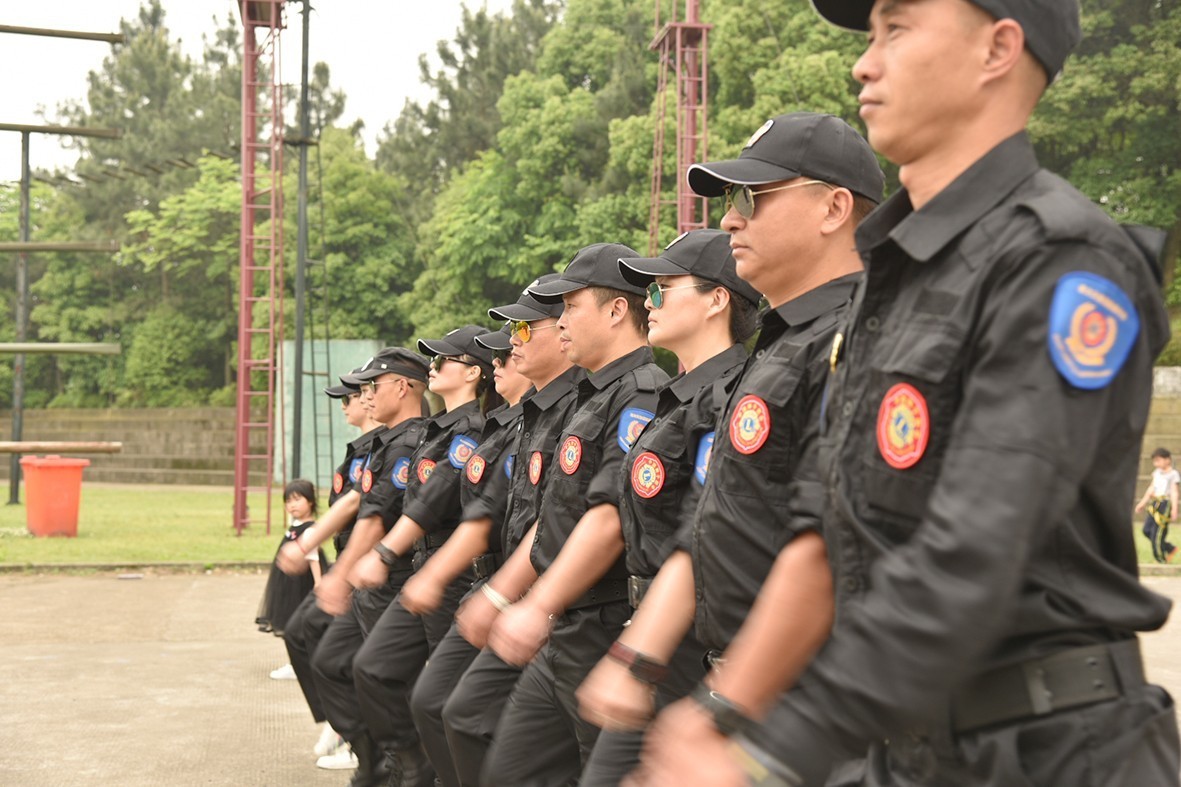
[
  {"xmin": 843, "ymin": 577, "xmax": 860, "ymax": 593},
  {"xmin": 864, "ymin": 315, "xmax": 880, "ymax": 332},
  {"xmin": 841, "ymin": 402, "xmax": 854, "ymax": 417},
  {"xmin": 523, "ymin": 431, "xmax": 530, "ymax": 439},
  {"xmin": 755, "ymin": 349, "xmax": 766, "ymax": 360}
]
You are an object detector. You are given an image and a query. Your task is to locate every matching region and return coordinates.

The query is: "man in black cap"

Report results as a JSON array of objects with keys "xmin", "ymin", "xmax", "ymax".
[
  {"xmin": 442, "ymin": 275, "xmax": 585, "ymax": 786},
  {"xmin": 569, "ymin": 114, "xmax": 880, "ymax": 786},
  {"xmin": 477, "ymin": 244, "xmax": 668, "ymax": 784},
  {"xmin": 711, "ymin": 1, "xmax": 1181, "ymax": 785}
]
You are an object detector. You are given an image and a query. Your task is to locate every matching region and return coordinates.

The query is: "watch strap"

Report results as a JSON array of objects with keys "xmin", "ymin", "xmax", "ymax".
[{"xmin": 606, "ymin": 641, "xmax": 669, "ymax": 685}]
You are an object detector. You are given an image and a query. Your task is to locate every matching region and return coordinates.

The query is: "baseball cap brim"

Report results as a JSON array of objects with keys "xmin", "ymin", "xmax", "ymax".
[
  {"xmin": 527, "ymin": 276, "xmax": 586, "ymax": 304},
  {"xmin": 417, "ymin": 338, "xmax": 465, "ymax": 357},
  {"xmin": 618, "ymin": 256, "xmax": 692, "ymax": 288},
  {"xmin": 474, "ymin": 329, "xmax": 513, "ymax": 351},
  {"xmin": 810, "ymin": 0, "xmax": 873, "ymax": 31},
  {"xmin": 687, "ymin": 160, "xmax": 803, "ymax": 198},
  {"xmin": 323, "ymin": 384, "xmax": 353, "ymax": 398},
  {"xmin": 489, "ymin": 302, "xmax": 551, "ymax": 322}
]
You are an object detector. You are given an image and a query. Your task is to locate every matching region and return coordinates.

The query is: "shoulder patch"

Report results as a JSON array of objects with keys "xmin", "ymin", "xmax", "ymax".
[
  {"xmin": 503, "ymin": 454, "xmax": 515, "ymax": 480},
  {"xmin": 1048, "ymin": 272, "xmax": 1139, "ymax": 390},
  {"xmin": 467, "ymin": 455, "xmax": 487, "ymax": 484},
  {"xmin": 361, "ymin": 468, "xmax": 374, "ymax": 494},
  {"xmin": 631, "ymin": 452, "xmax": 666, "ymax": 499},
  {"xmin": 349, "ymin": 457, "xmax": 365, "ymax": 484},
  {"xmin": 529, "ymin": 451, "xmax": 544, "ymax": 484},
  {"xmin": 694, "ymin": 431, "xmax": 715, "ymax": 485},
  {"xmin": 333, "ymin": 472, "xmax": 344, "ymax": 494},
  {"xmin": 448, "ymin": 435, "xmax": 479, "ymax": 468},
  {"xmin": 417, "ymin": 458, "xmax": 437, "ymax": 484},
  {"xmin": 618, "ymin": 407, "xmax": 655, "ymax": 452},
  {"xmin": 729, "ymin": 395, "xmax": 770, "ymax": 455},
  {"xmin": 391, "ymin": 456, "xmax": 410, "ymax": 489}
]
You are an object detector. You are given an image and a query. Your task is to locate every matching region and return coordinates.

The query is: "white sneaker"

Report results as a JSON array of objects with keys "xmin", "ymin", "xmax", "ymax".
[
  {"xmin": 269, "ymin": 663, "xmax": 297, "ymax": 680},
  {"xmin": 316, "ymin": 744, "xmax": 358, "ymax": 770},
  {"xmin": 314, "ymin": 723, "xmax": 344, "ymax": 757}
]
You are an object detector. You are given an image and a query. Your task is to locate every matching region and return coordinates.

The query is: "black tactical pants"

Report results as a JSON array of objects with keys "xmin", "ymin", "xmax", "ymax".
[
  {"xmin": 283, "ymin": 590, "xmax": 333, "ymax": 723},
  {"xmin": 409, "ymin": 622, "xmax": 481, "ymax": 787},
  {"xmin": 442, "ymin": 646, "xmax": 523, "ymax": 786}
]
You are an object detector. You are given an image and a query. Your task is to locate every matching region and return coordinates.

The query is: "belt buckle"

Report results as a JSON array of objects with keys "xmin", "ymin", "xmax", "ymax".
[{"xmin": 628, "ymin": 576, "xmax": 647, "ymax": 608}]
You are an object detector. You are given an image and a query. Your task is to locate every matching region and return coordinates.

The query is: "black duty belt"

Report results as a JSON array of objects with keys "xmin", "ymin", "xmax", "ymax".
[
  {"xmin": 628, "ymin": 575, "xmax": 653, "ymax": 608},
  {"xmin": 471, "ymin": 552, "xmax": 503, "ymax": 580},
  {"xmin": 568, "ymin": 577, "xmax": 629, "ymax": 611},
  {"xmin": 414, "ymin": 529, "xmax": 455, "ymax": 553},
  {"xmin": 952, "ymin": 640, "xmax": 1145, "ymax": 733}
]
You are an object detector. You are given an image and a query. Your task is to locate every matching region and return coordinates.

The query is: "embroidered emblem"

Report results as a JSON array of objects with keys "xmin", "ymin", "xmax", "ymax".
[
  {"xmin": 449, "ymin": 435, "xmax": 479, "ymax": 468},
  {"xmin": 504, "ymin": 454, "xmax": 515, "ymax": 480},
  {"xmin": 876, "ymin": 383, "xmax": 930, "ymax": 470},
  {"xmin": 349, "ymin": 457, "xmax": 364, "ymax": 484},
  {"xmin": 392, "ymin": 457, "xmax": 410, "ymax": 489},
  {"xmin": 529, "ymin": 451, "xmax": 543, "ymax": 484},
  {"xmin": 559, "ymin": 436, "xmax": 582, "ymax": 475},
  {"xmin": 332, "ymin": 472, "xmax": 343, "ymax": 494},
  {"xmin": 417, "ymin": 458, "xmax": 437, "ymax": 484},
  {"xmin": 694, "ymin": 431, "xmax": 715, "ymax": 485},
  {"xmin": 729, "ymin": 395, "xmax": 771, "ymax": 455},
  {"xmin": 361, "ymin": 468, "xmax": 374, "ymax": 493},
  {"xmin": 467, "ymin": 455, "xmax": 487, "ymax": 484},
  {"xmin": 745, "ymin": 119, "xmax": 774, "ymax": 149},
  {"xmin": 631, "ymin": 452, "xmax": 665, "ymax": 499},
  {"xmin": 1048, "ymin": 272, "xmax": 1139, "ymax": 390},
  {"xmin": 618, "ymin": 408, "xmax": 655, "ymax": 452}
]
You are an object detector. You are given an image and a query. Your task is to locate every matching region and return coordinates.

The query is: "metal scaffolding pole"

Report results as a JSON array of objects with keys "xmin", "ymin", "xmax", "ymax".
[{"xmin": 292, "ymin": 0, "xmax": 312, "ymax": 478}]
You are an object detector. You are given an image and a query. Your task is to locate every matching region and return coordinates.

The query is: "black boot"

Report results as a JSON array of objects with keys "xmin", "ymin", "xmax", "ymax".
[
  {"xmin": 347, "ymin": 733, "xmax": 390, "ymax": 787},
  {"xmin": 388, "ymin": 742, "xmax": 436, "ymax": 787}
]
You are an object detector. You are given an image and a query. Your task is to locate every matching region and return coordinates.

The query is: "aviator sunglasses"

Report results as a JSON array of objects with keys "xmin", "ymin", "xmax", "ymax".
[
  {"xmin": 646, "ymin": 281, "xmax": 710, "ymax": 310},
  {"xmin": 510, "ymin": 320, "xmax": 561, "ymax": 343},
  {"xmin": 431, "ymin": 355, "xmax": 480, "ymax": 372},
  {"xmin": 723, "ymin": 179, "xmax": 831, "ymax": 219}
]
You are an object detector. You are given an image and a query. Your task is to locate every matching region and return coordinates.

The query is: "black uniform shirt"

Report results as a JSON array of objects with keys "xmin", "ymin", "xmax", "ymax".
[
  {"xmin": 459, "ymin": 402, "xmax": 523, "ymax": 552},
  {"xmin": 501, "ymin": 366, "xmax": 583, "ymax": 556},
  {"xmin": 356, "ymin": 417, "xmax": 427, "ymax": 529},
  {"xmin": 530, "ymin": 347, "xmax": 668, "ymax": 575},
  {"xmin": 332, "ymin": 425, "xmax": 384, "ymax": 554},
  {"xmin": 767, "ymin": 131, "xmax": 1172, "ymax": 767},
  {"xmin": 401, "ymin": 399, "xmax": 485, "ymax": 540},
  {"xmin": 620, "ymin": 343, "xmax": 747, "ymax": 579},
  {"xmin": 677, "ymin": 277, "xmax": 857, "ymax": 651}
]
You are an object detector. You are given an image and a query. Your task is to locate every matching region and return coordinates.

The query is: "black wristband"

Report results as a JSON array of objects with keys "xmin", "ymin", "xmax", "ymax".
[
  {"xmin": 691, "ymin": 682, "xmax": 754, "ymax": 738},
  {"xmin": 373, "ymin": 542, "xmax": 400, "ymax": 567},
  {"xmin": 606, "ymin": 641, "xmax": 669, "ymax": 685}
]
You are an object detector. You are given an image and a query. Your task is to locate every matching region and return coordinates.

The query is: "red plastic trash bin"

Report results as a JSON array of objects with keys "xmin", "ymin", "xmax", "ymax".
[{"xmin": 19, "ymin": 455, "xmax": 91, "ymax": 537}]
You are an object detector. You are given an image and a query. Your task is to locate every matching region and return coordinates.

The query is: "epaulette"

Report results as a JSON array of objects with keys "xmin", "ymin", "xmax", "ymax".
[{"xmin": 633, "ymin": 366, "xmax": 661, "ymax": 393}]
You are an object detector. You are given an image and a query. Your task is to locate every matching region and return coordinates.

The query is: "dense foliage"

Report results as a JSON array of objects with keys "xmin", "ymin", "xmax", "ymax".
[{"xmin": 2, "ymin": 0, "xmax": 1178, "ymax": 406}]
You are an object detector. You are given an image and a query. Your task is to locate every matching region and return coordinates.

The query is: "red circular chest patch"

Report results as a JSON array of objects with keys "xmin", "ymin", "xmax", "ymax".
[
  {"xmin": 729, "ymin": 395, "xmax": 771, "ymax": 455},
  {"xmin": 417, "ymin": 458, "xmax": 437, "ymax": 483},
  {"xmin": 630, "ymin": 452, "xmax": 665, "ymax": 499},
  {"xmin": 529, "ymin": 451, "xmax": 543, "ymax": 485},
  {"xmin": 876, "ymin": 383, "xmax": 930, "ymax": 470},
  {"xmin": 467, "ymin": 455, "xmax": 487, "ymax": 484},
  {"xmin": 559, "ymin": 436, "xmax": 582, "ymax": 475},
  {"xmin": 333, "ymin": 472, "xmax": 343, "ymax": 494},
  {"xmin": 361, "ymin": 468, "xmax": 373, "ymax": 493}
]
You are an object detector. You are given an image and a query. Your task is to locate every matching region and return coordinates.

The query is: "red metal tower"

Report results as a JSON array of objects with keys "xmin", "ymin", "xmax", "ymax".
[
  {"xmin": 647, "ymin": 0, "xmax": 711, "ymax": 255},
  {"xmin": 234, "ymin": 0, "xmax": 287, "ymax": 535}
]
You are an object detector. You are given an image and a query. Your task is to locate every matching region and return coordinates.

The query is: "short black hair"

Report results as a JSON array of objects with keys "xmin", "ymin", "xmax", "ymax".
[
  {"xmin": 1152, "ymin": 447, "xmax": 1172, "ymax": 460},
  {"xmin": 283, "ymin": 479, "xmax": 318, "ymax": 516},
  {"xmin": 590, "ymin": 286, "xmax": 649, "ymax": 335},
  {"xmin": 689, "ymin": 276, "xmax": 759, "ymax": 343}
]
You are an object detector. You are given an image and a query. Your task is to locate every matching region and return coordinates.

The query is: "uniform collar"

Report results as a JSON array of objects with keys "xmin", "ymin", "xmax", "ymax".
[
  {"xmin": 432, "ymin": 398, "xmax": 481, "ymax": 429},
  {"xmin": 769, "ymin": 273, "xmax": 860, "ymax": 328},
  {"xmin": 348, "ymin": 424, "xmax": 385, "ymax": 452},
  {"xmin": 376, "ymin": 416, "xmax": 420, "ymax": 445},
  {"xmin": 667, "ymin": 343, "xmax": 749, "ymax": 403},
  {"xmin": 523, "ymin": 366, "xmax": 583, "ymax": 411},
  {"xmin": 585, "ymin": 346, "xmax": 655, "ymax": 391},
  {"xmin": 856, "ymin": 131, "xmax": 1040, "ymax": 263},
  {"xmin": 489, "ymin": 401, "xmax": 524, "ymax": 426}
]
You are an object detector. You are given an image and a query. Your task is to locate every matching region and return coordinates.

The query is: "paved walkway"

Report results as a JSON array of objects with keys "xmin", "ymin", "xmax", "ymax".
[{"xmin": 3, "ymin": 571, "xmax": 1181, "ymax": 785}]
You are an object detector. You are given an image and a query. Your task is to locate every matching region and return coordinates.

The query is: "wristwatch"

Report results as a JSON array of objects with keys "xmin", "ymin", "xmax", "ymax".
[
  {"xmin": 373, "ymin": 542, "xmax": 400, "ymax": 567},
  {"xmin": 606, "ymin": 641, "xmax": 669, "ymax": 685},
  {"xmin": 691, "ymin": 682, "xmax": 754, "ymax": 738}
]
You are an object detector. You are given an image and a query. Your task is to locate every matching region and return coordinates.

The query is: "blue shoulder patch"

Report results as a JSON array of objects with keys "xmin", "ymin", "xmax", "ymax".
[
  {"xmin": 349, "ymin": 457, "xmax": 365, "ymax": 483},
  {"xmin": 1048, "ymin": 272, "xmax": 1139, "ymax": 390},
  {"xmin": 503, "ymin": 454, "xmax": 515, "ymax": 480},
  {"xmin": 617, "ymin": 407, "xmax": 655, "ymax": 453},
  {"xmin": 448, "ymin": 435, "xmax": 479, "ymax": 468},
  {"xmin": 391, "ymin": 456, "xmax": 410, "ymax": 490},
  {"xmin": 694, "ymin": 431, "xmax": 715, "ymax": 485}
]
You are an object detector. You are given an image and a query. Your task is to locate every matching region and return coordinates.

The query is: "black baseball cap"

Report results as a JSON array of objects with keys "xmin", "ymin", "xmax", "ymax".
[
  {"xmin": 353, "ymin": 347, "xmax": 430, "ymax": 384},
  {"xmin": 488, "ymin": 274, "xmax": 566, "ymax": 321},
  {"xmin": 417, "ymin": 325, "xmax": 496, "ymax": 371},
  {"xmin": 474, "ymin": 324, "xmax": 513, "ymax": 352},
  {"xmin": 335, "ymin": 365, "xmax": 368, "ymax": 389},
  {"xmin": 528, "ymin": 243, "xmax": 645, "ymax": 303},
  {"xmin": 323, "ymin": 369, "xmax": 361, "ymax": 398},
  {"xmin": 619, "ymin": 229, "xmax": 762, "ymax": 306},
  {"xmin": 809, "ymin": 0, "xmax": 1079, "ymax": 81},
  {"xmin": 687, "ymin": 112, "xmax": 884, "ymax": 204}
]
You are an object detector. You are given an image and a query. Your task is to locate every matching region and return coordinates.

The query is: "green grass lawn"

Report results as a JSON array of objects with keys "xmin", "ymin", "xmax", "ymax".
[{"xmin": 0, "ymin": 485, "xmax": 313, "ymax": 566}]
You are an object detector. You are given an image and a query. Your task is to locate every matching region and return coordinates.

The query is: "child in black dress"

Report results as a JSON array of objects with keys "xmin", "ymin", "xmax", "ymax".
[{"xmin": 257, "ymin": 479, "xmax": 328, "ymax": 678}]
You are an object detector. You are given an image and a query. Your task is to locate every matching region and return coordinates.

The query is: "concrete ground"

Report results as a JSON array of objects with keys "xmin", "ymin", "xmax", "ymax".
[{"xmin": 3, "ymin": 571, "xmax": 1181, "ymax": 786}]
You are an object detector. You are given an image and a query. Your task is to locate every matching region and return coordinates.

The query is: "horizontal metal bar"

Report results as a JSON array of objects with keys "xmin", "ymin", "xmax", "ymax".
[
  {"xmin": 0, "ymin": 342, "xmax": 120, "ymax": 355},
  {"xmin": 0, "ymin": 241, "xmax": 120, "ymax": 253},
  {"xmin": 0, "ymin": 122, "xmax": 121, "ymax": 139},
  {"xmin": 0, "ymin": 441, "xmax": 123, "ymax": 454},
  {"xmin": 0, "ymin": 24, "xmax": 125, "ymax": 43}
]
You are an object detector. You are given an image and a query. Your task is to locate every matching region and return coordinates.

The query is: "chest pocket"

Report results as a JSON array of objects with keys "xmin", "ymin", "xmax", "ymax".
[
  {"xmin": 625, "ymin": 411, "xmax": 691, "ymax": 529},
  {"xmin": 548, "ymin": 409, "xmax": 607, "ymax": 502},
  {"xmin": 861, "ymin": 325, "xmax": 964, "ymax": 531}
]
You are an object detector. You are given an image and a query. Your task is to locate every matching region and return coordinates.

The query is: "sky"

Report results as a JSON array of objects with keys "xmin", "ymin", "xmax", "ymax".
[{"xmin": 0, "ymin": 0, "xmax": 516, "ymax": 182}]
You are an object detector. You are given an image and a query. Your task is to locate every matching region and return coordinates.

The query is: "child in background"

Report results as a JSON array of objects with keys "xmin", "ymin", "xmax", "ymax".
[
  {"xmin": 257, "ymin": 479, "xmax": 328, "ymax": 678},
  {"xmin": 1136, "ymin": 448, "xmax": 1181, "ymax": 563}
]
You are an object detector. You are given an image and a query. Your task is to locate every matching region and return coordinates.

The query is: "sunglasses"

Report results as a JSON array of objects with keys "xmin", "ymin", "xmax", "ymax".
[
  {"xmin": 723, "ymin": 179, "xmax": 831, "ymax": 219},
  {"xmin": 646, "ymin": 281, "xmax": 710, "ymax": 310},
  {"xmin": 431, "ymin": 355, "xmax": 480, "ymax": 372},
  {"xmin": 510, "ymin": 320, "xmax": 561, "ymax": 343},
  {"xmin": 359, "ymin": 378, "xmax": 403, "ymax": 395},
  {"xmin": 492, "ymin": 348, "xmax": 512, "ymax": 365}
]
